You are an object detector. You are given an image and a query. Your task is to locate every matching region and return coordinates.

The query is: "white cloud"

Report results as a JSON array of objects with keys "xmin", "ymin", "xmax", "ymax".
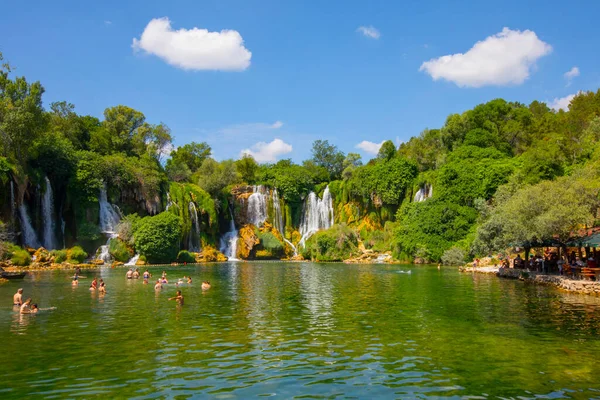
[
  {"xmin": 564, "ymin": 66, "xmax": 580, "ymax": 79},
  {"xmin": 419, "ymin": 27, "xmax": 552, "ymax": 87},
  {"xmin": 548, "ymin": 93, "xmax": 577, "ymax": 111},
  {"xmin": 356, "ymin": 140, "xmax": 385, "ymax": 155},
  {"xmin": 564, "ymin": 66, "xmax": 580, "ymax": 86},
  {"xmin": 132, "ymin": 17, "xmax": 252, "ymax": 71},
  {"xmin": 241, "ymin": 139, "xmax": 293, "ymax": 163},
  {"xmin": 104, "ymin": 20, "xmax": 112, "ymax": 25},
  {"xmin": 357, "ymin": 26, "xmax": 381, "ymax": 39}
]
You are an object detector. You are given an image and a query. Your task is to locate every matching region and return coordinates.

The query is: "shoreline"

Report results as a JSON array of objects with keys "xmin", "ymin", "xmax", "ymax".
[{"xmin": 461, "ymin": 266, "xmax": 600, "ymax": 296}]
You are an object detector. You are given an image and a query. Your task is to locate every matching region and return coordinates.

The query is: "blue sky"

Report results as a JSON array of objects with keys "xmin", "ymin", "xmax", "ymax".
[{"xmin": 1, "ymin": 0, "xmax": 599, "ymax": 162}]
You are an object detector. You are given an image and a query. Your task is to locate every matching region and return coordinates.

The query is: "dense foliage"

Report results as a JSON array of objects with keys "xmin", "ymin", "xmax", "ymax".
[
  {"xmin": 134, "ymin": 212, "xmax": 182, "ymax": 264},
  {"xmin": 2, "ymin": 49, "xmax": 600, "ymax": 265}
]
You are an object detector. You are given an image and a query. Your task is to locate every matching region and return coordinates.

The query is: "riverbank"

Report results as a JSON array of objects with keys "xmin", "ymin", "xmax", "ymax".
[{"xmin": 461, "ymin": 265, "xmax": 600, "ymax": 296}]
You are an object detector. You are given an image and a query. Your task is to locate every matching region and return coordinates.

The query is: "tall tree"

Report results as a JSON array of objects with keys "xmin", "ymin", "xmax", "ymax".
[
  {"xmin": 311, "ymin": 140, "xmax": 345, "ymax": 180},
  {"xmin": 377, "ymin": 140, "xmax": 397, "ymax": 161}
]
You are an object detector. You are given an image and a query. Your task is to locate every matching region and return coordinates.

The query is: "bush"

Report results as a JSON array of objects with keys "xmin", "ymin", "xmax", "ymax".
[
  {"xmin": 68, "ymin": 246, "xmax": 88, "ymax": 264},
  {"xmin": 177, "ymin": 250, "xmax": 196, "ymax": 263},
  {"xmin": 303, "ymin": 224, "xmax": 359, "ymax": 262},
  {"xmin": 108, "ymin": 238, "xmax": 133, "ymax": 262},
  {"xmin": 51, "ymin": 249, "xmax": 68, "ymax": 263},
  {"xmin": 441, "ymin": 247, "xmax": 466, "ymax": 266},
  {"xmin": 11, "ymin": 248, "xmax": 32, "ymax": 266},
  {"xmin": 255, "ymin": 231, "xmax": 284, "ymax": 259},
  {"xmin": 134, "ymin": 212, "xmax": 182, "ymax": 264}
]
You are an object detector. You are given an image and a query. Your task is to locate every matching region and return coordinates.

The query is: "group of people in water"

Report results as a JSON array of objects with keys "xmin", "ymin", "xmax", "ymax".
[
  {"xmin": 12, "ymin": 288, "xmax": 38, "ymax": 314},
  {"xmin": 10, "ymin": 267, "xmax": 212, "ymax": 312}
]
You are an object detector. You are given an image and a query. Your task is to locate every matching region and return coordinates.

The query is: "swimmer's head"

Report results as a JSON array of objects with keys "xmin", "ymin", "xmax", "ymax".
[{"xmin": 18, "ymin": 288, "xmax": 23, "ymax": 293}]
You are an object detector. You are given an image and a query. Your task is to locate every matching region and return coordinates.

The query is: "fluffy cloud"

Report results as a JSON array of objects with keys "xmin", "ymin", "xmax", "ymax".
[
  {"xmin": 241, "ymin": 139, "xmax": 292, "ymax": 163},
  {"xmin": 357, "ymin": 26, "xmax": 381, "ymax": 39},
  {"xmin": 356, "ymin": 140, "xmax": 385, "ymax": 155},
  {"xmin": 132, "ymin": 17, "xmax": 252, "ymax": 71},
  {"xmin": 564, "ymin": 66, "xmax": 580, "ymax": 86},
  {"xmin": 419, "ymin": 27, "xmax": 552, "ymax": 87},
  {"xmin": 548, "ymin": 93, "xmax": 577, "ymax": 111}
]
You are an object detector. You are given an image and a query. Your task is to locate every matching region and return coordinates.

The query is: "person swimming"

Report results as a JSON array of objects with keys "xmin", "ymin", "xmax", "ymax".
[
  {"xmin": 13, "ymin": 288, "xmax": 23, "ymax": 306},
  {"xmin": 168, "ymin": 290, "xmax": 184, "ymax": 305},
  {"xmin": 187, "ymin": 276, "xmax": 192, "ymax": 284},
  {"xmin": 143, "ymin": 269, "xmax": 151, "ymax": 280},
  {"xmin": 99, "ymin": 282, "xmax": 106, "ymax": 294},
  {"xmin": 201, "ymin": 281, "xmax": 211, "ymax": 291},
  {"xmin": 72, "ymin": 276, "xmax": 79, "ymax": 286},
  {"xmin": 126, "ymin": 269, "xmax": 133, "ymax": 279},
  {"xmin": 132, "ymin": 269, "xmax": 140, "ymax": 279},
  {"xmin": 154, "ymin": 280, "xmax": 162, "ymax": 290},
  {"xmin": 90, "ymin": 278, "xmax": 98, "ymax": 291},
  {"xmin": 20, "ymin": 298, "xmax": 32, "ymax": 314}
]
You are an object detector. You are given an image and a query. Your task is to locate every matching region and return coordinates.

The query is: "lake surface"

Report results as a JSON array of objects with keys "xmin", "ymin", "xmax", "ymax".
[{"xmin": 1, "ymin": 263, "xmax": 600, "ymax": 399}]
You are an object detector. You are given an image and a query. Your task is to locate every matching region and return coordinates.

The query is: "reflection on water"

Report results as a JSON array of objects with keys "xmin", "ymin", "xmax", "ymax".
[{"xmin": 1, "ymin": 263, "xmax": 600, "ymax": 398}]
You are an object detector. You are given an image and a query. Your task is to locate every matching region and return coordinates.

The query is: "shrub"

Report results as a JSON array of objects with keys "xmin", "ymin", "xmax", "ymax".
[
  {"xmin": 134, "ymin": 212, "xmax": 182, "ymax": 264},
  {"xmin": 68, "ymin": 246, "xmax": 88, "ymax": 264},
  {"xmin": 256, "ymin": 231, "xmax": 284, "ymax": 259},
  {"xmin": 11, "ymin": 248, "xmax": 32, "ymax": 266},
  {"xmin": 51, "ymin": 249, "xmax": 68, "ymax": 263},
  {"xmin": 108, "ymin": 238, "xmax": 133, "ymax": 263},
  {"xmin": 177, "ymin": 250, "xmax": 196, "ymax": 263},
  {"xmin": 441, "ymin": 247, "xmax": 466, "ymax": 266},
  {"xmin": 303, "ymin": 224, "xmax": 359, "ymax": 262}
]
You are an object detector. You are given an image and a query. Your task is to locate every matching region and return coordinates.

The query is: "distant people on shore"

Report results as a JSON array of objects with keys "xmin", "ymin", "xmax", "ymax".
[
  {"xmin": 13, "ymin": 288, "xmax": 23, "ymax": 306},
  {"xmin": 201, "ymin": 281, "xmax": 211, "ymax": 291},
  {"xmin": 169, "ymin": 290, "xmax": 184, "ymax": 305}
]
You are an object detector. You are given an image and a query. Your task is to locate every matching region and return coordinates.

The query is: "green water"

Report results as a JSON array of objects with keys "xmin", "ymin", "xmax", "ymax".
[{"xmin": 1, "ymin": 263, "xmax": 600, "ymax": 399}]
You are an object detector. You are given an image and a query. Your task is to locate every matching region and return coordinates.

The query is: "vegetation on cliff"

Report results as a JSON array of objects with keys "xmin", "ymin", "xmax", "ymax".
[{"xmin": 2, "ymin": 50, "xmax": 600, "ymax": 265}]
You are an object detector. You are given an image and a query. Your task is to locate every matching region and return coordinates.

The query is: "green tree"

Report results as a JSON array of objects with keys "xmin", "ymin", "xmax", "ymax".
[
  {"xmin": 311, "ymin": 140, "xmax": 345, "ymax": 180},
  {"xmin": 170, "ymin": 142, "xmax": 212, "ymax": 172},
  {"xmin": 377, "ymin": 140, "xmax": 396, "ymax": 161},
  {"xmin": 134, "ymin": 212, "xmax": 182, "ymax": 264},
  {"xmin": 165, "ymin": 156, "xmax": 192, "ymax": 182},
  {"xmin": 236, "ymin": 154, "xmax": 259, "ymax": 183},
  {"xmin": 101, "ymin": 105, "xmax": 146, "ymax": 155},
  {"xmin": 0, "ymin": 53, "xmax": 46, "ymax": 167}
]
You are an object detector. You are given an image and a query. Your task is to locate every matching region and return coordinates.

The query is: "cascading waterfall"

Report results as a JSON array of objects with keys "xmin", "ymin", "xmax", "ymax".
[
  {"xmin": 272, "ymin": 189, "xmax": 284, "ymax": 233},
  {"xmin": 298, "ymin": 186, "xmax": 334, "ymax": 248},
  {"xmin": 247, "ymin": 185, "xmax": 267, "ymax": 227},
  {"xmin": 125, "ymin": 254, "xmax": 140, "ymax": 266},
  {"xmin": 414, "ymin": 184, "xmax": 433, "ymax": 202},
  {"xmin": 220, "ymin": 206, "xmax": 239, "ymax": 261},
  {"xmin": 99, "ymin": 184, "xmax": 121, "ymax": 233},
  {"xmin": 283, "ymin": 238, "xmax": 298, "ymax": 257},
  {"xmin": 97, "ymin": 234, "xmax": 116, "ymax": 264},
  {"xmin": 188, "ymin": 202, "xmax": 201, "ymax": 252},
  {"xmin": 42, "ymin": 176, "xmax": 57, "ymax": 250},
  {"xmin": 18, "ymin": 203, "xmax": 41, "ymax": 249}
]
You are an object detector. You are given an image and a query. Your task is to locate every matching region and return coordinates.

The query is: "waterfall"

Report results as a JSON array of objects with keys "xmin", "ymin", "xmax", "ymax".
[
  {"xmin": 166, "ymin": 193, "xmax": 174, "ymax": 211},
  {"xmin": 97, "ymin": 234, "xmax": 117, "ymax": 264},
  {"xmin": 18, "ymin": 203, "xmax": 41, "ymax": 249},
  {"xmin": 188, "ymin": 202, "xmax": 201, "ymax": 252},
  {"xmin": 247, "ymin": 185, "xmax": 267, "ymax": 227},
  {"xmin": 283, "ymin": 238, "xmax": 298, "ymax": 257},
  {"xmin": 61, "ymin": 218, "xmax": 66, "ymax": 249},
  {"xmin": 414, "ymin": 184, "xmax": 433, "ymax": 202},
  {"xmin": 272, "ymin": 189, "xmax": 284, "ymax": 233},
  {"xmin": 125, "ymin": 254, "xmax": 140, "ymax": 266},
  {"xmin": 298, "ymin": 186, "xmax": 334, "ymax": 248},
  {"xmin": 42, "ymin": 177, "xmax": 57, "ymax": 250},
  {"xmin": 220, "ymin": 206, "xmax": 239, "ymax": 261},
  {"xmin": 99, "ymin": 184, "xmax": 121, "ymax": 233}
]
